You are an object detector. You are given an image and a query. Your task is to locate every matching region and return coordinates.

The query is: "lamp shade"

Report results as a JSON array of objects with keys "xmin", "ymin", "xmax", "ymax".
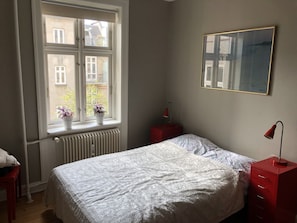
[
  {"xmin": 264, "ymin": 121, "xmax": 287, "ymax": 166},
  {"xmin": 264, "ymin": 124, "xmax": 277, "ymax": 139},
  {"xmin": 162, "ymin": 108, "xmax": 169, "ymax": 118}
]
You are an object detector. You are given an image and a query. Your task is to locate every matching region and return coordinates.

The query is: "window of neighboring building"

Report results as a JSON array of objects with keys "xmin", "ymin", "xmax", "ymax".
[
  {"xmin": 53, "ymin": 28, "xmax": 64, "ymax": 43},
  {"xmin": 86, "ymin": 56, "xmax": 98, "ymax": 82},
  {"xmin": 203, "ymin": 35, "xmax": 233, "ymax": 88},
  {"xmin": 55, "ymin": 66, "xmax": 66, "ymax": 85}
]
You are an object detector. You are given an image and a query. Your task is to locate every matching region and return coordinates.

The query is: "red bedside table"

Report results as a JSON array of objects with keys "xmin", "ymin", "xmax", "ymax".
[
  {"xmin": 150, "ymin": 123, "xmax": 183, "ymax": 143},
  {"xmin": 0, "ymin": 166, "xmax": 21, "ymax": 223},
  {"xmin": 248, "ymin": 157, "xmax": 297, "ymax": 223}
]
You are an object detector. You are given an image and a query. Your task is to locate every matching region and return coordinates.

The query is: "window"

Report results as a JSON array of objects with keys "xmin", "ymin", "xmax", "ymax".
[
  {"xmin": 86, "ymin": 56, "xmax": 97, "ymax": 82},
  {"xmin": 41, "ymin": 2, "xmax": 116, "ymax": 124},
  {"xmin": 204, "ymin": 61, "xmax": 213, "ymax": 87},
  {"xmin": 32, "ymin": 0, "xmax": 128, "ymax": 148},
  {"xmin": 53, "ymin": 28, "xmax": 64, "ymax": 43},
  {"xmin": 55, "ymin": 66, "xmax": 66, "ymax": 85}
]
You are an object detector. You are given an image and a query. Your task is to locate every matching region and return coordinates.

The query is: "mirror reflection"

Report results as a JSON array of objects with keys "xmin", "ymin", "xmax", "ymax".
[{"xmin": 201, "ymin": 27, "xmax": 275, "ymax": 95}]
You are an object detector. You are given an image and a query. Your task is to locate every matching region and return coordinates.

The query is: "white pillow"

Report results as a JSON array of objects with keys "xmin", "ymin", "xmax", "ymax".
[
  {"xmin": 169, "ymin": 134, "xmax": 255, "ymax": 193},
  {"xmin": 0, "ymin": 148, "xmax": 20, "ymax": 168}
]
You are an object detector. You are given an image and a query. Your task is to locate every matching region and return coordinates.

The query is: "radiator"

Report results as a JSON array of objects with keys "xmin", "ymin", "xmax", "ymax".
[{"xmin": 60, "ymin": 128, "xmax": 120, "ymax": 163}]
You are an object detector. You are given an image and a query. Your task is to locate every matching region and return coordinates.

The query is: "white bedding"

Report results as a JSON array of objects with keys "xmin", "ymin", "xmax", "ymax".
[{"xmin": 45, "ymin": 138, "xmax": 246, "ymax": 223}]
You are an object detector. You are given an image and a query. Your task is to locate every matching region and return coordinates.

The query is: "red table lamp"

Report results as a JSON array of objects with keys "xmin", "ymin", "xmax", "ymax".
[
  {"xmin": 264, "ymin": 120, "xmax": 288, "ymax": 166},
  {"xmin": 163, "ymin": 107, "xmax": 169, "ymax": 118}
]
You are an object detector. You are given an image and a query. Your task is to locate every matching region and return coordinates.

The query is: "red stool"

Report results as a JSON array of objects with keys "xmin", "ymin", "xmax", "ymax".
[{"xmin": 0, "ymin": 166, "xmax": 21, "ymax": 223}]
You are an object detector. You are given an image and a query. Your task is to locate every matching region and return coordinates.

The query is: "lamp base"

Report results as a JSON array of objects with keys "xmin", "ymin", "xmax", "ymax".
[{"xmin": 273, "ymin": 158, "xmax": 288, "ymax": 167}]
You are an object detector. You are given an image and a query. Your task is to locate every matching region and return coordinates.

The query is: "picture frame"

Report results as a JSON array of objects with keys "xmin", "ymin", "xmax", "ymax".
[{"xmin": 201, "ymin": 26, "xmax": 276, "ymax": 95}]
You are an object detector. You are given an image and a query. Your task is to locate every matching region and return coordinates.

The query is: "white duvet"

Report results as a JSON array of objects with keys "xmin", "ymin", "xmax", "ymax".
[{"xmin": 45, "ymin": 140, "xmax": 244, "ymax": 223}]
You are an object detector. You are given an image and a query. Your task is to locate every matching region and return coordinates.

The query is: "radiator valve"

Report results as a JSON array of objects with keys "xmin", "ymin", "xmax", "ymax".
[
  {"xmin": 54, "ymin": 137, "xmax": 60, "ymax": 143},
  {"xmin": 91, "ymin": 144, "xmax": 95, "ymax": 157}
]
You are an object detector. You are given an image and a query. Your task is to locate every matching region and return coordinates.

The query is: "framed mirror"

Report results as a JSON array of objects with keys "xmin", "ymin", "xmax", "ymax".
[{"xmin": 201, "ymin": 26, "xmax": 275, "ymax": 95}]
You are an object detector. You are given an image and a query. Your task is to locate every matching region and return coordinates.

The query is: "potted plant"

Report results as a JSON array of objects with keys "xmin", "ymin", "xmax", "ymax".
[
  {"xmin": 93, "ymin": 104, "xmax": 105, "ymax": 125},
  {"xmin": 57, "ymin": 106, "xmax": 73, "ymax": 130}
]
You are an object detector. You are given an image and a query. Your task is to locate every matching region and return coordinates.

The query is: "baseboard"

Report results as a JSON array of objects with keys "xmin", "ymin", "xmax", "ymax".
[{"xmin": 0, "ymin": 181, "xmax": 47, "ymax": 202}]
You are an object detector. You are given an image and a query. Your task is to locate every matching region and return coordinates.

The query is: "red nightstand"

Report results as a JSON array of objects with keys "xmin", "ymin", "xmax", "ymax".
[
  {"xmin": 150, "ymin": 123, "xmax": 183, "ymax": 143},
  {"xmin": 248, "ymin": 157, "xmax": 297, "ymax": 223}
]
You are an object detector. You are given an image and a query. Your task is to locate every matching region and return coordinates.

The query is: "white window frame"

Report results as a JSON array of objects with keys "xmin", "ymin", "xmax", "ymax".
[
  {"xmin": 32, "ymin": 0, "xmax": 129, "ymax": 150},
  {"xmin": 54, "ymin": 65, "xmax": 66, "ymax": 85}
]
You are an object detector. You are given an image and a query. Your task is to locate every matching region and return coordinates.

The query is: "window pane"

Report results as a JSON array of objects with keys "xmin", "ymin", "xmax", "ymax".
[
  {"xmin": 45, "ymin": 15, "xmax": 76, "ymax": 45},
  {"xmin": 218, "ymin": 67, "xmax": 223, "ymax": 82},
  {"xmin": 84, "ymin": 19, "xmax": 110, "ymax": 47},
  {"xmin": 218, "ymin": 60, "xmax": 230, "ymax": 88},
  {"xmin": 204, "ymin": 60, "xmax": 213, "ymax": 87},
  {"xmin": 85, "ymin": 56, "xmax": 109, "ymax": 117},
  {"xmin": 47, "ymin": 54, "xmax": 76, "ymax": 122},
  {"xmin": 220, "ymin": 36, "xmax": 232, "ymax": 55},
  {"xmin": 206, "ymin": 35, "xmax": 215, "ymax": 53}
]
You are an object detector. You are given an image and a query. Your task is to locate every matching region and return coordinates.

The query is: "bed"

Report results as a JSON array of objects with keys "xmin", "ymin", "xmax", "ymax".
[{"xmin": 45, "ymin": 134, "xmax": 255, "ymax": 223}]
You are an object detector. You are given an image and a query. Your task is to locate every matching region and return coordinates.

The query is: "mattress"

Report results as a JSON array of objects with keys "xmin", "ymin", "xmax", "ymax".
[{"xmin": 45, "ymin": 134, "xmax": 253, "ymax": 223}]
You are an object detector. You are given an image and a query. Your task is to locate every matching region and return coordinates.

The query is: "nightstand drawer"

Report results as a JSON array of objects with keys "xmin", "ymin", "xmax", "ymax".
[
  {"xmin": 251, "ymin": 168, "xmax": 276, "ymax": 187},
  {"xmin": 249, "ymin": 188, "xmax": 274, "ymax": 210},
  {"xmin": 250, "ymin": 182, "xmax": 275, "ymax": 201},
  {"xmin": 248, "ymin": 211, "xmax": 272, "ymax": 223}
]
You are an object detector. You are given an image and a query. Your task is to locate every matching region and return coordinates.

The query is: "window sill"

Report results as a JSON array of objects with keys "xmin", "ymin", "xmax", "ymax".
[{"xmin": 47, "ymin": 119, "xmax": 121, "ymax": 136}]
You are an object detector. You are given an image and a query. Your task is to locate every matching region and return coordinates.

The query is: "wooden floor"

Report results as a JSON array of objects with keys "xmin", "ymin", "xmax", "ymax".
[{"xmin": 0, "ymin": 192, "xmax": 61, "ymax": 223}]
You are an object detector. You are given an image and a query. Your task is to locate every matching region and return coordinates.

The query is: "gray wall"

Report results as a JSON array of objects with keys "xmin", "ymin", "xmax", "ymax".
[
  {"xmin": 168, "ymin": 0, "xmax": 297, "ymax": 162},
  {"xmin": 0, "ymin": 0, "xmax": 23, "ymax": 159},
  {"xmin": 0, "ymin": 0, "xmax": 43, "ymax": 182},
  {"xmin": 128, "ymin": 0, "xmax": 170, "ymax": 148}
]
